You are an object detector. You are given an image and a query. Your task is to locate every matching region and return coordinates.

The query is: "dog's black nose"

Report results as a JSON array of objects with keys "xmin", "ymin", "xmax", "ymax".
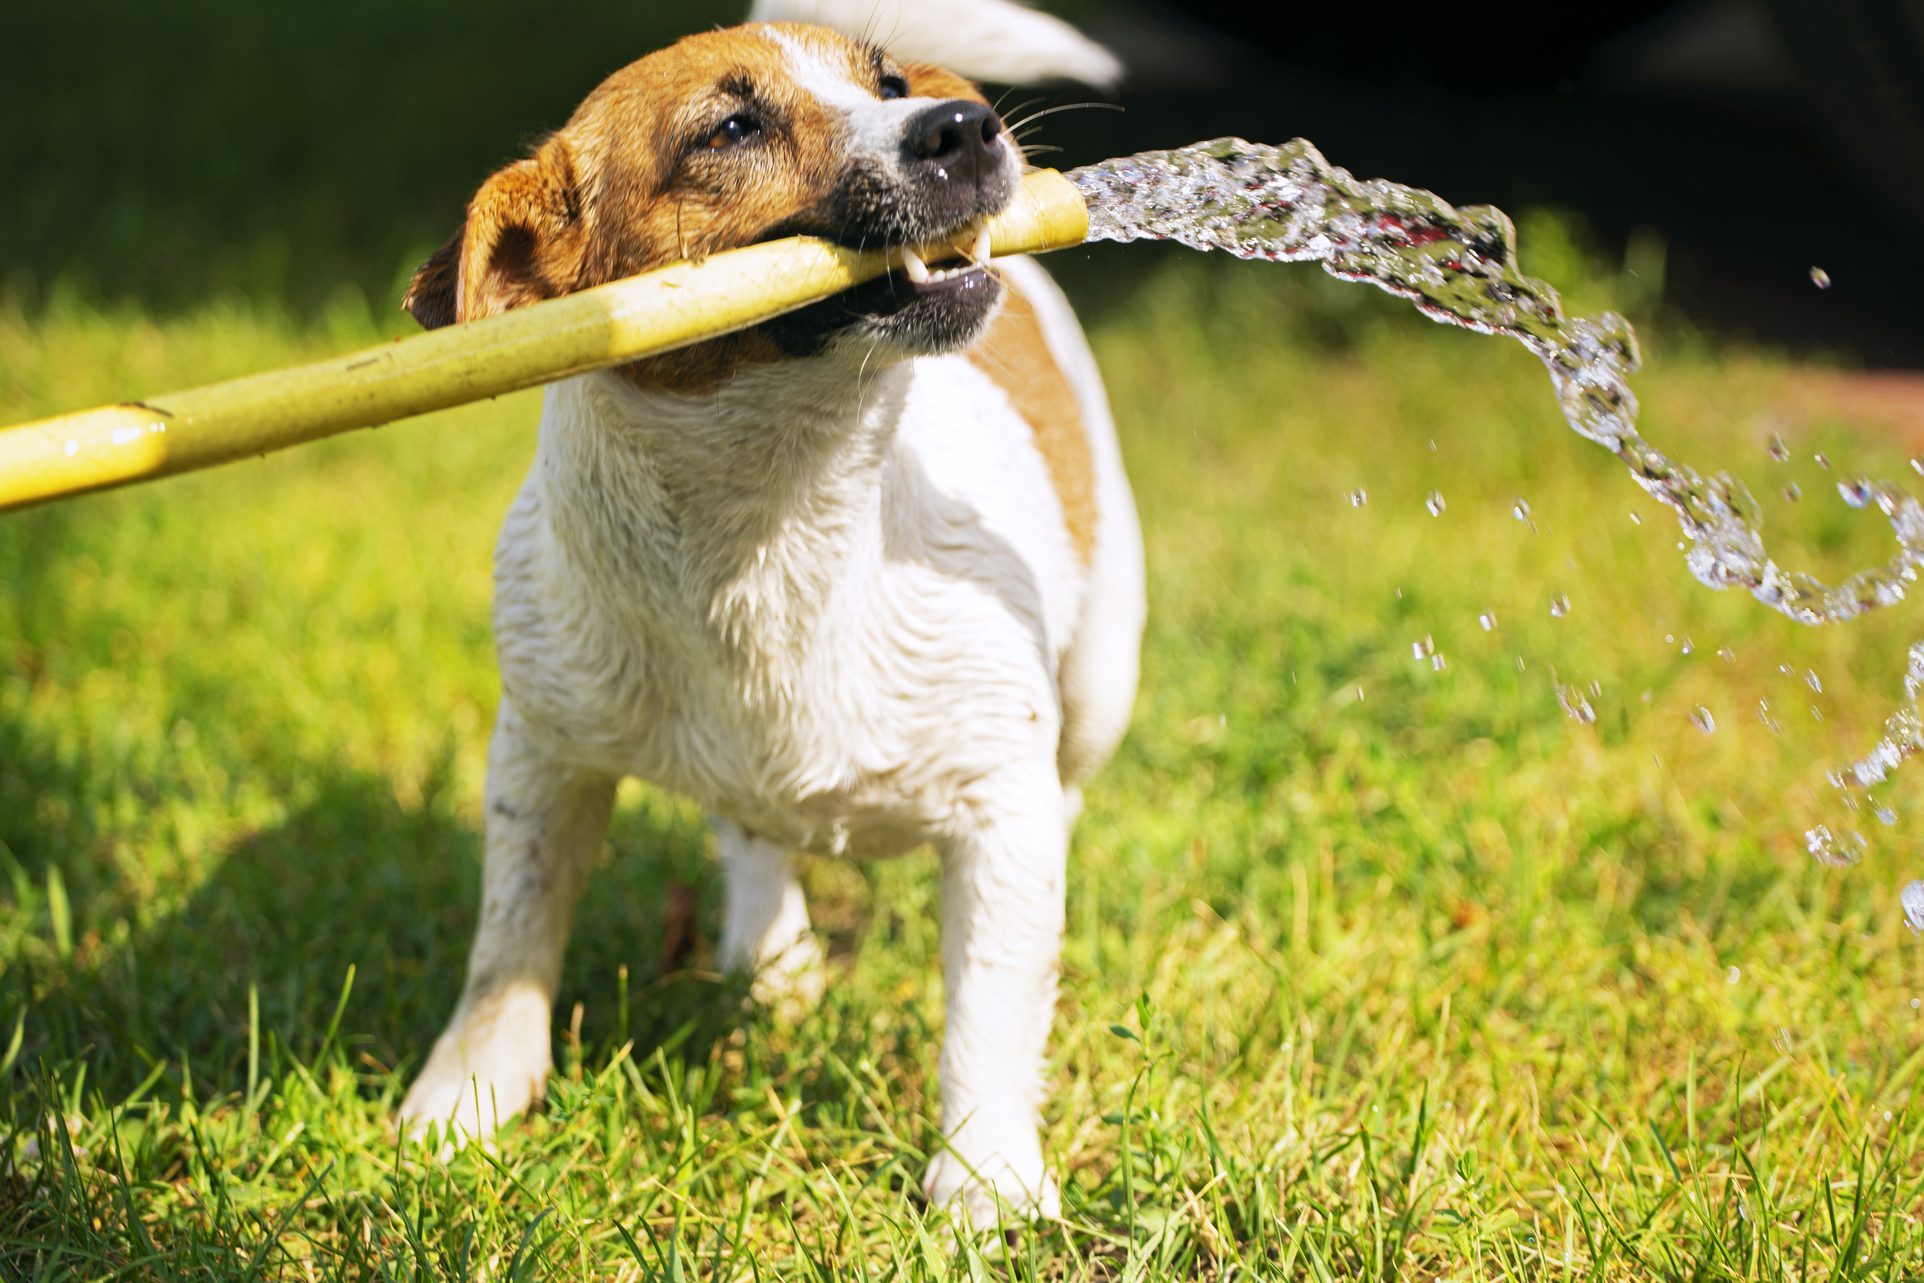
[{"xmin": 905, "ymin": 100, "xmax": 1003, "ymax": 175}]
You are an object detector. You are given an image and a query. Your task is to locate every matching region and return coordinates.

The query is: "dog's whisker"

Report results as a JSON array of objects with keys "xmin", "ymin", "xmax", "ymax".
[
  {"xmin": 995, "ymin": 94, "xmax": 1047, "ymax": 125},
  {"xmin": 1002, "ymin": 100, "xmax": 1124, "ymax": 135}
]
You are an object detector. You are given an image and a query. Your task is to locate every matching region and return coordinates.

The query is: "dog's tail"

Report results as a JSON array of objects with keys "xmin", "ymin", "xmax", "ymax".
[{"xmin": 747, "ymin": 0, "xmax": 1122, "ymax": 89}]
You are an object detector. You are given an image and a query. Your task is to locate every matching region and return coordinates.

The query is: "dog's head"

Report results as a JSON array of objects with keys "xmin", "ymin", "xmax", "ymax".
[{"xmin": 403, "ymin": 23, "xmax": 1020, "ymax": 391}]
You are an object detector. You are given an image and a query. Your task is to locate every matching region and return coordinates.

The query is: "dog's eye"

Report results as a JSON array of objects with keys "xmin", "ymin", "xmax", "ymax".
[
  {"xmin": 706, "ymin": 113, "xmax": 761, "ymax": 149},
  {"xmin": 878, "ymin": 74, "xmax": 909, "ymax": 101}
]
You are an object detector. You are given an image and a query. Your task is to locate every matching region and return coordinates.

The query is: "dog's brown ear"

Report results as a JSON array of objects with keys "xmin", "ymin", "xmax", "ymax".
[
  {"xmin": 402, "ymin": 138, "xmax": 585, "ymax": 330},
  {"xmin": 401, "ymin": 229, "xmax": 464, "ymax": 330}
]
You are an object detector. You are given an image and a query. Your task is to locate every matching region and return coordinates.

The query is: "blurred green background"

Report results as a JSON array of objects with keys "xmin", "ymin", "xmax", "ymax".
[{"xmin": 4, "ymin": 0, "xmax": 742, "ymax": 314}]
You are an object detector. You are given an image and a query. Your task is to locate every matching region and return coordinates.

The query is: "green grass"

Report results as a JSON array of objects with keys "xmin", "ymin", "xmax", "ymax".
[{"xmin": 4, "ymin": 246, "xmax": 1924, "ymax": 1278}]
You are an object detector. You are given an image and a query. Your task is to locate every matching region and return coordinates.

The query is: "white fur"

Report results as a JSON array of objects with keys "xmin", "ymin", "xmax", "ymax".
[
  {"xmin": 398, "ymin": 21, "xmax": 1143, "ymax": 1232},
  {"xmin": 751, "ymin": 0, "xmax": 1122, "ymax": 88},
  {"xmin": 770, "ymin": 28, "xmax": 947, "ymax": 163}
]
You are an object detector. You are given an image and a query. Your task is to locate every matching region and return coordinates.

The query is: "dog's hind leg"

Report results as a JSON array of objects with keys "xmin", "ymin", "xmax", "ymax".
[
  {"xmin": 923, "ymin": 770, "xmax": 1067, "ymax": 1228},
  {"xmin": 399, "ymin": 700, "xmax": 616, "ymax": 1145},
  {"xmin": 715, "ymin": 818, "xmax": 825, "ymax": 1020}
]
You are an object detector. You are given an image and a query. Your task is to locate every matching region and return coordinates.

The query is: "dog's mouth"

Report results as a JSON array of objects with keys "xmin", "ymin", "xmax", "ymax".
[
  {"xmin": 755, "ymin": 214, "xmax": 1005, "ymax": 357},
  {"xmin": 892, "ymin": 221, "xmax": 996, "ymax": 292}
]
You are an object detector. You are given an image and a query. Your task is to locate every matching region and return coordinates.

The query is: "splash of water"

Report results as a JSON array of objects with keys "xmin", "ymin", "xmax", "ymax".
[{"xmin": 1066, "ymin": 139, "xmax": 1924, "ymax": 860}]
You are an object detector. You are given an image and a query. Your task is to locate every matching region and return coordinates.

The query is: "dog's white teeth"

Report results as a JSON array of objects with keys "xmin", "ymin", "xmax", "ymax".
[
  {"xmin": 901, "ymin": 247, "xmax": 930, "ymax": 285},
  {"xmin": 971, "ymin": 225, "xmax": 993, "ymax": 265}
]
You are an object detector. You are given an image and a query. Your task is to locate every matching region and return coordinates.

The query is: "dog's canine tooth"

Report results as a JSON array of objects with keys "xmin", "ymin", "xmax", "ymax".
[
  {"xmin": 971, "ymin": 224, "xmax": 993, "ymax": 265},
  {"xmin": 901, "ymin": 246, "xmax": 931, "ymax": 285}
]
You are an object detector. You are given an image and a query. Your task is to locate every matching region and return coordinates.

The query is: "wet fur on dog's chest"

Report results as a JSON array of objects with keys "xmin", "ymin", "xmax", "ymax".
[{"xmin": 490, "ymin": 350, "xmax": 1078, "ymax": 857}]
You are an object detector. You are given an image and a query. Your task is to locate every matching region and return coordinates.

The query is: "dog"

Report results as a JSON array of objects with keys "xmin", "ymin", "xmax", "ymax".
[{"xmin": 394, "ymin": 4, "xmax": 1142, "ymax": 1227}]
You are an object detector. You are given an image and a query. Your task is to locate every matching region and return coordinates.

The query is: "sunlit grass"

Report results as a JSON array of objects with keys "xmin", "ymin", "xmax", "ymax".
[{"xmin": 3, "ymin": 248, "xmax": 1922, "ymax": 1278}]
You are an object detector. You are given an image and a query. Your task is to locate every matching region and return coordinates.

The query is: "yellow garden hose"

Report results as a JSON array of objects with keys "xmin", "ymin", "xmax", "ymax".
[{"xmin": 0, "ymin": 169, "xmax": 1090, "ymax": 513}]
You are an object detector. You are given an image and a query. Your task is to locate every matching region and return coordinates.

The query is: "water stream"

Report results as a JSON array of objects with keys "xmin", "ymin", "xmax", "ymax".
[{"xmin": 1066, "ymin": 138, "xmax": 1923, "ymax": 905}]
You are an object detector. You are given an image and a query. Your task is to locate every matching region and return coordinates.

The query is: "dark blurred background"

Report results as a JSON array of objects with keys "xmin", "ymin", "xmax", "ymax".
[{"xmin": 6, "ymin": 0, "xmax": 1921, "ymax": 363}]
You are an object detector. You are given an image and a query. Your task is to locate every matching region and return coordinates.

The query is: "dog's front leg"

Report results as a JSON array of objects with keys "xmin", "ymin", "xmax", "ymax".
[
  {"xmin": 924, "ymin": 772, "xmax": 1067, "ymax": 1228},
  {"xmin": 399, "ymin": 700, "xmax": 616, "ymax": 1144}
]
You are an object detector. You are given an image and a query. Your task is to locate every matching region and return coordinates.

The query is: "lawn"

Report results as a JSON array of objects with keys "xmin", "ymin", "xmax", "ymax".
[{"xmin": 3, "ymin": 234, "xmax": 1923, "ymax": 1278}]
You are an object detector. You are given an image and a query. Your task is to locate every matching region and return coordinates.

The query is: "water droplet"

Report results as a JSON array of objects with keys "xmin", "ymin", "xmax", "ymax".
[
  {"xmin": 1555, "ymin": 683, "xmax": 1596, "ymax": 724},
  {"xmin": 1767, "ymin": 433, "xmax": 1790, "ymax": 462},
  {"xmin": 1478, "ymin": 611, "xmax": 1497, "ymax": 631},
  {"xmin": 1726, "ymin": 965, "xmax": 1741, "ymax": 985},
  {"xmin": 1412, "ymin": 635, "xmax": 1435, "ymax": 660},
  {"xmin": 1511, "ymin": 498, "xmax": 1531, "ymax": 522},
  {"xmin": 1349, "ymin": 487, "xmax": 1368, "ymax": 507},
  {"xmin": 1758, "ymin": 699, "xmax": 1782, "ymax": 734},
  {"xmin": 1680, "ymin": 637, "xmax": 1694, "ymax": 655},
  {"xmin": 1805, "ymin": 825, "xmax": 1865, "ymax": 867},
  {"xmin": 1718, "ymin": 646, "xmax": 1735, "ymax": 663},
  {"xmin": 1912, "ymin": 457, "xmax": 1924, "ymax": 478},
  {"xmin": 1628, "ymin": 511, "xmax": 1643, "ymax": 525},
  {"xmin": 1783, "ymin": 483, "xmax": 1801, "ymax": 503},
  {"xmin": 1515, "ymin": 655, "xmax": 1527, "ymax": 672},
  {"xmin": 1810, "ymin": 704, "xmax": 1823, "ymax": 723},
  {"xmin": 1805, "ymin": 669, "xmax": 1823, "ymax": 693},
  {"xmin": 1425, "ymin": 490, "xmax": 1447, "ymax": 516},
  {"xmin": 1814, "ymin": 451, "xmax": 1831, "ymax": 469},
  {"xmin": 1810, "ymin": 265, "xmax": 1832, "ymax": 289},
  {"xmin": 1431, "ymin": 652, "xmax": 1448, "ymax": 672},
  {"xmin": 1903, "ymin": 882, "xmax": 1924, "ymax": 932},
  {"xmin": 1690, "ymin": 706, "xmax": 1716, "ymax": 734},
  {"xmin": 1876, "ymin": 803, "xmax": 1897, "ymax": 826},
  {"xmin": 1548, "ymin": 593, "xmax": 1570, "ymax": 618},
  {"xmin": 1355, "ymin": 685, "xmax": 1365, "ymax": 702},
  {"xmin": 1839, "ymin": 480, "xmax": 1873, "ymax": 508}
]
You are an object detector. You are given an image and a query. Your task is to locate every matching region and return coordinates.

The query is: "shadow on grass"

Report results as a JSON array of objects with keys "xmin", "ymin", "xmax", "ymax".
[{"xmin": 5, "ymin": 741, "xmax": 765, "ymax": 1110}]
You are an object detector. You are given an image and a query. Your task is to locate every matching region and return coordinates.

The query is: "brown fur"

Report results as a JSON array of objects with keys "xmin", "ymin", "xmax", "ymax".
[
  {"xmin": 968, "ymin": 284, "xmax": 1097, "ymax": 564},
  {"xmin": 404, "ymin": 26, "xmax": 993, "ymax": 395}
]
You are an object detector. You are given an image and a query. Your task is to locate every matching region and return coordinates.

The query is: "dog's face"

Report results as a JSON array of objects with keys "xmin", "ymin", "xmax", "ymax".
[{"xmin": 404, "ymin": 23, "xmax": 1019, "ymax": 391}]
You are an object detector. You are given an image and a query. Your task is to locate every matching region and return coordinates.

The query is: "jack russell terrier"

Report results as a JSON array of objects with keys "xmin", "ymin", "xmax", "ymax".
[{"xmin": 395, "ymin": 1, "xmax": 1141, "ymax": 1226}]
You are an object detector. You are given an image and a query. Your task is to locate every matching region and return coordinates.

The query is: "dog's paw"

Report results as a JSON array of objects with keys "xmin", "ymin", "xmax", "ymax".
[
  {"xmin": 923, "ymin": 1134, "xmax": 1060, "ymax": 1232},
  {"xmin": 742, "ymin": 931, "xmax": 827, "ymax": 1023},
  {"xmin": 397, "ymin": 997, "xmax": 552, "ymax": 1148}
]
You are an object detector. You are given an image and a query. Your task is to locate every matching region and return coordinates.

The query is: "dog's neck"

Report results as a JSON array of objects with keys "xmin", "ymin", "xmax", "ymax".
[{"xmin": 533, "ymin": 355, "xmax": 913, "ymax": 681}]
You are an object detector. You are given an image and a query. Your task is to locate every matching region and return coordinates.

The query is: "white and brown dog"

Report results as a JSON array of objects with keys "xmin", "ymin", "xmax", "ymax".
[{"xmin": 395, "ymin": 3, "xmax": 1142, "ymax": 1226}]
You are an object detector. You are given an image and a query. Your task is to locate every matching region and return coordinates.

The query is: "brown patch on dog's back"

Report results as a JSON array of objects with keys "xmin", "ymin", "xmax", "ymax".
[{"xmin": 968, "ymin": 284, "xmax": 1096, "ymax": 564}]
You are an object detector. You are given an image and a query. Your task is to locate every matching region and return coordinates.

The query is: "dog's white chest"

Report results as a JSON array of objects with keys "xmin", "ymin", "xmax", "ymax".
[{"xmin": 490, "ymin": 354, "xmax": 1083, "ymax": 856}]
